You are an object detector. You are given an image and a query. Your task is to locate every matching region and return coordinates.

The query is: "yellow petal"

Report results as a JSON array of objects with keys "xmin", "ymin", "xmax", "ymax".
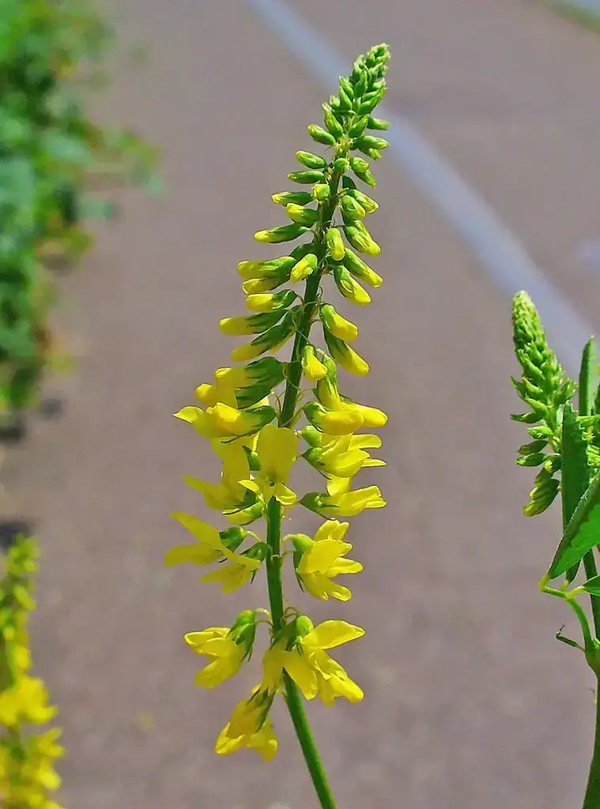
[{"xmin": 302, "ymin": 620, "xmax": 365, "ymax": 650}]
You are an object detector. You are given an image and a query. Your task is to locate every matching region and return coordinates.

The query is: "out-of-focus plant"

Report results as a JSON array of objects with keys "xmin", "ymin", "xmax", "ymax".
[
  {"xmin": 512, "ymin": 291, "xmax": 600, "ymax": 809},
  {"xmin": 166, "ymin": 44, "xmax": 390, "ymax": 808},
  {"xmin": 0, "ymin": 0, "xmax": 158, "ymax": 415},
  {"xmin": 0, "ymin": 536, "xmax": 64, "ymax": 809}
]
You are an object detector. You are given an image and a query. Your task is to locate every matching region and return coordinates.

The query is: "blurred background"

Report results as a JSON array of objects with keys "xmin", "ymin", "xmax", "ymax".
[{"xmin": 5, "ymin": 0, "xmax": 600, "ymax": 806}]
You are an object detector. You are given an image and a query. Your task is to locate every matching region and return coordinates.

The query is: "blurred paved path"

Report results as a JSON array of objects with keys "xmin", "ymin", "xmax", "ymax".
[{"xmin": 7, "ymin": 2, "xmax": 600, "ymax": 807}]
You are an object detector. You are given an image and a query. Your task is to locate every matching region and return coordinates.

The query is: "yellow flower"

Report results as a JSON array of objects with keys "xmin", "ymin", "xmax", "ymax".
[
  {"xmin": 183, "ymin": 441, "xmax": 252, "ymax": 513},
  {"xmin": 200, "ymin": 555, "xmax": 261, "ymax": 593},
  {"xmin": 295, "ymin": 520, "xmax": 362, "ymax": 601},
  {"xmin": 302, "ymin": 345, "xmax": 327, "ymax": 381},
  {"xmin": 304, "ymin": 433, "xmax": 385, "ymax": 478},
  {"xmin": 215, "ymin": 687, "xmax": 277, "ymax": 760},
  {"xmin": 264, "ymin": 619, "xmax": 364, "ymax": 706},
  {"xmin": 300, "ymin": 477, "xmax": 385, "ymax": 517},
  {"xmin": 184, "ymin": 628, "xmax": 246, "ymax": 688},
  {"xmin": 241, "ymin": 424, "xmax": 298, "ymax": 505},
  {"xmin": 195, "ymin": 366, "xmax": 247, "ymax": 407},
  {"xmin": 320, "ymin": 304, "xmax": 359, "ymax": 342},
  {"xmin": 165, "ymin": 514, "xmax": 260, "ymax": 590},
  {"xmin": 175, "ymin": 402, "xmax": 275, "ymax": 438},
  {"xmin": 0, "ymin": 676, "xmax": 56, "ymax": 727},
  {"xmin": 165, "ymin": 513, "xmax": 233, "ymax": 566}
]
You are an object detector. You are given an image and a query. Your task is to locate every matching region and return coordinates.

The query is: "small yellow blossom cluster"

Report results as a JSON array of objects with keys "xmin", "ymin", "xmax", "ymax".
[
  {"xmin": 0, "ymin": 537, "xmax": 64, "ymax": 809},
  {"xmin": 167, "ymin": 44, "xmax": 390, "ymax": 763}
]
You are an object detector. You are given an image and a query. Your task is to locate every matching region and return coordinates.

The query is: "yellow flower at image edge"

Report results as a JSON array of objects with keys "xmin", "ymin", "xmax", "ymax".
[
  {"xmin": 0, "ymin": 676, "xmax": 56, "ymax": 726},
  {"xmin": 264, "ymin": 619, "xmax": 364, "ymax": 706},
  {"xmin": 215, "ymin": 688, "xmax": 278, "ymax": 761}
]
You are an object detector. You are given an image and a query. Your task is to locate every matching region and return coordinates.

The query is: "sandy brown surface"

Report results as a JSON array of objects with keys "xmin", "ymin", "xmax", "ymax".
[{"xmin": 5, "ymin": 1, "xmax": 600, "ymax": 807}]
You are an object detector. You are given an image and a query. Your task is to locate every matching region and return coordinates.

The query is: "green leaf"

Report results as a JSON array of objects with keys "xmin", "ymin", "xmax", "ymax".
[
  {"xmin": 548, "ymin": 472, "xmax": 600, "ymax": 578},
  {"xmin": 560, "ymin": 404, "xmax": 591, "ymax": 580},
  {"xmin": 583, "ymin": 575, "xmax": 600, "ymax": 597},
  {"xmin": 579, "ymin": 337, "xmax": 598, "ymax": 416}
]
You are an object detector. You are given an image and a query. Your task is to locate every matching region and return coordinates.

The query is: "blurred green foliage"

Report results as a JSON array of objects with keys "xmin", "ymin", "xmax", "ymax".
[{"xmin": 0, "ymin": 0, "xmax": 158, "ymax": 414}]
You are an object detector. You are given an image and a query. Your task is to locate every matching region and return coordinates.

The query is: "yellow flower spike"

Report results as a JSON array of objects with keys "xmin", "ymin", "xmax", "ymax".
[
  {"xmin": 302, "ymin": 345, "xmax": 328, "ymax": 381},
  {"xmin": 184, "ymin": 628, "xmax": 246, "ymax": 688},
  {"xmin": 320, "ymin": 303, "xmax": 359, "ymax": 342}
]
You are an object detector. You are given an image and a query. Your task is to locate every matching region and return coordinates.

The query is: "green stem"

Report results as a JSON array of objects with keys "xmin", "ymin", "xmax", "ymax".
[
  {"xmin": 263, "ymin": 151, "xmax": 350, "ymax": 809},
  {"xmin": 583, "ymin": 677, "xmax": 600, "ymax": 809},
  {"xmin": 265, "ymin": 498, "xmax": 337, "ymax": 809}
]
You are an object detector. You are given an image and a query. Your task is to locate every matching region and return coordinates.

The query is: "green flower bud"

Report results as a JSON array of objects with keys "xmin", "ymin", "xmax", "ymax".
[
  {"xmin": 346, "ymin": 189, "xmax": 379, "ymax": 214},
  {"xmin": 289, "ymin": 533, "xmax": 313, "ymax": 554},
  {"xmin": 254, "ymin": 224, "xmax": 308, "ymax": 243},
  {"xmin": 333, "ymin": 157, "xmax": 349, "ymax": 173},
  {"xmin": 245, "ymin": 289, "xmax": 297, "ymax": 312},
  {"xmin": 367, "ymin": 115, "xmax": 390, "ymax": 130},
  {"xmin": 358, "ymin": 135, "xmax": 388, "ymax": 151},
  {"xmin": 341, "ymin": 195, "xmax": 366, "ymax": 220},
  {"xmin": 326, "ymin": 228, "xmax": 345, "ymax": 261},
  {"xmin": 312, "ymin": 183, "xmax": 330, "ymax": 201},
  {"xmin": 295, "ymin": 615, "xmax": 315, "ymax": 637},
  {"xmin": 296, "ymin": 151, "xmax": 327, "ymax": 170},
  {"xmin": 307, "ymin": 124, "xmax": 335, "ymax": 146},
  {"xmin": 220, "ymin": 309, "xmax": 286, "ymax": 336},
  {"xmin": 349, "ymin": 156, "xmax": 376, "ymax": 186},
  {"xmin": 358, "ymin": 90, "xmax": 384, "ymax": 114},
  {"xmin": 291, "ymin": 253, "xmax": 318, "ymax": 283},
  {"xmin": 342, "ymin": 250, "xmax": 383, "ymax": 288},
  {"xmin": 286, "ymin": 203, "xmax": 319, "ymax": 226},
  {"xmin": 348, "ymin": 116, "xmax": 369, "ymax": 138},
  {"xmin": 272, "ymin": 191, "xmax": 313, "ymax": 206},
  {"xmin": 339, "ymin": 77, "xmax": 355, "ymax": 98},
  {"xmin": 333, "ymin": 265, "xmax": 372, "ymax": 305},
  {"xmin": 219, "ymin": 527, "xmax": 248, "ymax": 551},
  {"xmin": 238, "ymin": 256, "xmax": 296, "ymax": 280},
  {"xmin": 288, "ymin": 170, "xmax": 326, "ymax": 185},
  {"xmin": 323, "ymin": 329, "xmax": 369, "ymax": 376},
  {"xmin": 343, "ymin": 223, "xmax": 380, "ymax": 255},
  {"xmin": 323, "ymin": 106, "xmax": 344, "ymax": 138},
  {"xmin": 299, "ymin": 425, "xmax": 323, "ymax": 447}
]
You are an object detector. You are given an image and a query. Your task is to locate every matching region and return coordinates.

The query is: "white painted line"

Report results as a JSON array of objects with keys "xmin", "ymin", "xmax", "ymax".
[{"xmin": 247, "ymin": 0, "xmax": 596, "ymax": 374}]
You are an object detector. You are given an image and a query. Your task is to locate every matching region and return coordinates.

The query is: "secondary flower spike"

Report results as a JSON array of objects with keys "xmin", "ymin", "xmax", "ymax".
[{"xmin": 166, "ymin": 43, "xmax": 390, "ymax": 805}]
